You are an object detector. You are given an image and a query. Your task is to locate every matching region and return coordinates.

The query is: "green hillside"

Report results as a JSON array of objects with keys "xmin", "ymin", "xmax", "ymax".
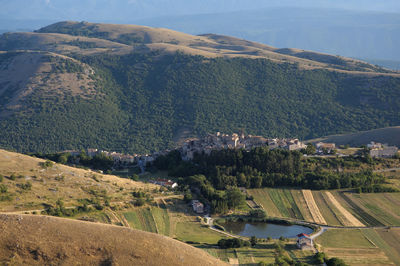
[{"xmin": 0, "ymin": 22, "xmax": 399, "ymax": 154}]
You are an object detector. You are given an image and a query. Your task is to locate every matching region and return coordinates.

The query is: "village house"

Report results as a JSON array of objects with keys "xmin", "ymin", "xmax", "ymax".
[
  {"xmin": 367, "ymin": 141, "xmax": 383, "ymax": 149},
  {"xmin": 296, "ymin": 233, "xmax": 313, "ymax": 250},
  {"xmin": 369, "ymin": 145, "xmax": 398, "ymax": 158},
  {"xmin": 151, "ymin": 178, "xmax": 178, "ymax": 189},
  {"xmin": 191, "ymin": 200, "xmax": 204, "ymax": 214},
  {"xmin": 315, "ymin": 142, "xmax": 336, "ymax": 153}
]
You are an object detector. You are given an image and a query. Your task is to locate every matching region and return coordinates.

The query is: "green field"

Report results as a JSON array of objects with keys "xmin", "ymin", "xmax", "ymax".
[
  {"xmin": 340, "ymin": 192, "xmax": 400, "ymax": 226},
  {"xmin": 248, "ymin": 188, "xmax": 305, "ymax": 220},
  {"xmin": 316, "ymin": 228, "xmax": 400, "ymax": 265},
  {"xmin": 151, "ymin": 205, "xmax": 171, "ymax": 236},
  {"xmin": 201, "ymin": 241, "xmax": 313, "ymax": 265},
  {"xmin": 175, "ymin": 221, "xmax": 224, "ymax": 244},
  {"xmin": 123, "ymin": 208, "xmax": 158, "ymax": 233}
]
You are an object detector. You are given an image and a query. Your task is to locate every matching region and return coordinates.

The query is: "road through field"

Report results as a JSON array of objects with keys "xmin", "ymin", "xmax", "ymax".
[
  {"xmin": 325, "ymin": 192, "xmax": 364, "ymax": 227},
  {"xmin": 302, "ymin": 190, "xmax": 326, "ymax": 225}
]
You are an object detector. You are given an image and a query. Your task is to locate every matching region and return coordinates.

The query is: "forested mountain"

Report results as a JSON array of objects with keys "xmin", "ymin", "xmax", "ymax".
[{"xmin": 0, "ymin": 22, "xmax": 399, "ymax": 154}]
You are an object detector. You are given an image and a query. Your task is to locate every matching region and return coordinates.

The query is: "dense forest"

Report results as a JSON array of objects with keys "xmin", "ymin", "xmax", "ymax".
[{"xmin": 0, "ymin": 51, "xmax": 400, "ymax": 154}]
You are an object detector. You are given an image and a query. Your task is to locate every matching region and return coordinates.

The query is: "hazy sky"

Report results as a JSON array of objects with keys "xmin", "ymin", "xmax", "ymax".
[{"xmin": 1, "ymin": 0, "xmax": 399, "ymax": 22}]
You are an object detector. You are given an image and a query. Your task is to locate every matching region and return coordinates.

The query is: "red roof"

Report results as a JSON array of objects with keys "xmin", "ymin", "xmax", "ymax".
[{"xmin": 297, "ymin": 233, "xmax": 310, "ymax": 238}]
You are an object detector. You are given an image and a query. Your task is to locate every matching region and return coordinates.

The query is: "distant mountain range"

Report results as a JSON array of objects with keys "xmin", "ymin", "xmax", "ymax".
[{"xmin": 0, "ymin": 21, "xmax": 399, "ymax": 154}]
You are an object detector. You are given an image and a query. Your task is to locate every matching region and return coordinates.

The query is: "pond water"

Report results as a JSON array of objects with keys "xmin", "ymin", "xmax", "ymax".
[{"xmin": 222, "ymin": 221, "xmax": 313, "ymax": 239}]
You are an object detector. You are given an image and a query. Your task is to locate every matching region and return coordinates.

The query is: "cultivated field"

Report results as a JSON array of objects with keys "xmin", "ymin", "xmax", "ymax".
[
  {"xmin": 302, "ymin": 189, "xmax": 326, "ymax": 224},
  {"xmin": 324, "ymin": 192, "xmax": 364, "ymax": 227},
  {"xmin": 202, "ymin": 240, "xmax": 314, "ymax": 265},
  {"xmin": 249, "ymin": 187, "xmax": 400, "ymax": 228},
  {"xmin": 316, "ymin": 228, "xmax": 400, "ymax": 265},
  {"xmin": 248, "ymin": 188, "xmax": 310, "ymax": 220}
]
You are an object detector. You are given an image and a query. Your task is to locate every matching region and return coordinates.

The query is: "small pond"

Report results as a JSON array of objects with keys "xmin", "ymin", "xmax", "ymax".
[{"xmin": 222, "ymin": 221, "xmax": 313, "ymax": 239}]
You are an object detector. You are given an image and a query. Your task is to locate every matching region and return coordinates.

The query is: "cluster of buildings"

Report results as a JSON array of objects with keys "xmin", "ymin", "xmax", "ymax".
[
  {"xmin": 367, "ymin": 142, "xmax": 399, "ymax": 158},
  {"xmin": 180, "ymin": 132, "xmax": 307, "ymax": 160}
]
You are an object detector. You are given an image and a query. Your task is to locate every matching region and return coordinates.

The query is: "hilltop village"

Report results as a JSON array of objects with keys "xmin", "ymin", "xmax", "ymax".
[{"xmin": 60, "ymin": 132, "xmax": 399, "ymax": 168}]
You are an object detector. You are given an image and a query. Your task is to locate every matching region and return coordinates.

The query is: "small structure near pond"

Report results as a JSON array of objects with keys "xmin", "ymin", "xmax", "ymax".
[{"xmin": 296, "ymin": 233, "xmax": 313, "ymax": 250}]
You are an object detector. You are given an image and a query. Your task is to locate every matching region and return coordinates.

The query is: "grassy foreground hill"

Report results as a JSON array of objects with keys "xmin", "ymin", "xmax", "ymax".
[
  {"xmin": 0, "ymin": 148, "xmax": 156, "ymax": 212},
  {"xmin": 0, "ymin": 214, "xmax": 226, "ymax": 266},
  {"xmin": 0, "ymin": 21, "xmax": 400, "ymax": 153}
]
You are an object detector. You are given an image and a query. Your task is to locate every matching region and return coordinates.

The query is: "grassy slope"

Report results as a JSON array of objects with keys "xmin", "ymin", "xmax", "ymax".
[
  {"xmin": 0, "ymin": 214, "xmax": 227, "ymax": 266},
  {"xmin": 0, "ymin": 149, "xmax": 157, "ymax": 212},
  {"xmin": 308, "ymin": 126, "xmax": 400, "ymax": 147},
  {"xmin": 31, "ymin": 21, "xmax": 398, "ymax": 74}
]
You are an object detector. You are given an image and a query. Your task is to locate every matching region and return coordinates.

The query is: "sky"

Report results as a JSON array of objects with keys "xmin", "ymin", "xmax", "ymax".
[{"xmin": 1, "ymin": 0, "xmax": 399, "ymax": 22}]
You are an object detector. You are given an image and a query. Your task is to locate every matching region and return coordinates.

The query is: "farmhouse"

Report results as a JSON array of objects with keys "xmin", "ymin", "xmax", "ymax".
[{"xmin": 296, "ymin": 233, "xmax": 313, "ymax": 250}]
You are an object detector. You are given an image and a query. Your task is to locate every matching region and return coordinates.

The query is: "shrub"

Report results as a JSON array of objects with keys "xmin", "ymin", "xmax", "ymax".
[
  {"xmin": 40, "ymin": 160, "xmax": 54, "ymax": 169},
  {"xmin": 314, "ymin": 252, "xmax": 326, "ymax": 264},
  {"xmin": 0, "ymin": 174, "xmax": 3, "ymax": 182},
  {"xmin": 249, "ymin": 209, "xmax": 267, "ymax": 218},
  {"xmin": 0, "ymin": 184, "xmax": 7, "ymax": 193},
  {"xmin": 217, "ymin": 238, "xmax": 250, "ymax": 249},
  {"xmin": 326, "ymin": 257, "xmax": 347, "ymax": 266},
  {"xmin": 16, "ymin": 181, "xmax": 32, "ymax": 190}
]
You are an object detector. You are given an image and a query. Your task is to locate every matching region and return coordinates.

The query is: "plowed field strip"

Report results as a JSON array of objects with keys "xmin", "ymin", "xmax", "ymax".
[
  {"xmin": 325, "ymin": 192, "xmax": 364, "ymax": 227},
  {"xmin": 302, "ymin": 190, "xmax": 326, "ymax": 224}
]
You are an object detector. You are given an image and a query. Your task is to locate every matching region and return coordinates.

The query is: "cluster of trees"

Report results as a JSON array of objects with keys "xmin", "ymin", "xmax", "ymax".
[
  {"xmin": 33, "ymin": 151, "xmax": 114, "ymax": 171},
  {"xmin": 182, "ymin": 175, "xmax": 246, "ymax": 213},
  {"xmin": 217, "ymin": 238, "xmax": 250, "ymax": 249},
  {"xmin": 42, "ymin": 199, "xmax": 93, "ymax": 217},
  {"xmin": 1, "ymin": 50, "xmax": 400, "ymax": 155},
  {"xmin": 314, "ymin": 252, "xmax": 347, "ymax": 266},
  {"xmin": 158, "ymin": 147, "xmax": 387, "ymax": 192}
]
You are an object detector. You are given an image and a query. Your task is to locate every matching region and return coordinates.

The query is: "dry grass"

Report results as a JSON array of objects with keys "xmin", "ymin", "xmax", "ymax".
[
  {"xmin": 0, "ymin": 214, "xmax": 227, "ymax": 266},
  {"xmin": 302, "ymin": 189, "xmax": 326, "ymax": 224},
  {"xmin": 0, "ymin": 149, "xmax": 157, "ymax": 212}
]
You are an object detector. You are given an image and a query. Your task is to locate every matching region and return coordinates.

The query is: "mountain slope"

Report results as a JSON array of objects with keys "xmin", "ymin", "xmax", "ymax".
[
  {"xmin": 308, "ymin": 126, "xmax": 400, "ymax": 147},
  {"xmin": 0, "ymin": 22, "xmax": 399, "ymax": 154},
  {"xmin": 1, "ymin": 21, "xmax": 393, "ymax": 74},
  {"xmin": 0, "ymin": 214, "xmax": 226, "ymax": 265}
]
